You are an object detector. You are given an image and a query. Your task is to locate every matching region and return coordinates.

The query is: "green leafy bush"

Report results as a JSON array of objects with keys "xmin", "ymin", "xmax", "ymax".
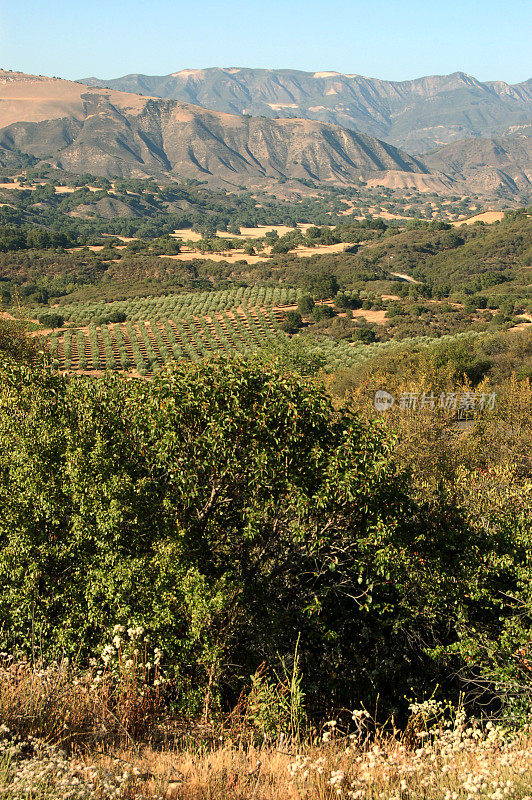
[
  {"xmin": 280, "ymin": 310, "xmax": 303, "ymax": 333},
  {"xmin": 0, "ymin": 318, "xmax": 39, "ymax": 362},
  {"xmin": 352, "ymin": 327, "xmax": 377, "ymax": 344},
  {"xmin": 0, "ymin": 357, "xmax": 531, "ymax": 721},
  {"xmin": 38, "ymin": 313, "xmax": 64, "ymax": 329},
  {"xmin": 297, "ymin": 294, "xmax": 315, "ymax": 316},
  {"xmin": 0, "ymin": 358, "xmax": 403, "ymax": 714},
  {"xmin": 312, "ymin": 305, "xmax": 336, "ymax": 322}
]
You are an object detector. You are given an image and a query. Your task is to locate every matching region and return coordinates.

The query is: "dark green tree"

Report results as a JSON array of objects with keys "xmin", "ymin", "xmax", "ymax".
[
  {"xmin": 297, "ymin": 294, "xmax": 315, "ymax": 316},
  {"xmin": 281, "ymin": 310, "xmax": 303, "ymax": 333}
]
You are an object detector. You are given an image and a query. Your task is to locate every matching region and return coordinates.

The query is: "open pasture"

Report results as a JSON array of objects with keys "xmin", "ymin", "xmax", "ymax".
[{"xmin": 171, "ymin": 223, "xmax": 318, "ymax": 242}]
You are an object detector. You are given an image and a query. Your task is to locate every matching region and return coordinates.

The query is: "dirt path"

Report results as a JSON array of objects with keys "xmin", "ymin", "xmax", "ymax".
[
  {"xmin": 390, "ymin": 271, "xmax": 420, "ymax": 284},
  {"xmin": 509, "ymin": 314, "xmax": 532, "ymax": 332}
]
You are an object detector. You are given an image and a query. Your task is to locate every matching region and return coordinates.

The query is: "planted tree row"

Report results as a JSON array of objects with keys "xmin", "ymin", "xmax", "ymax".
[
  {"xmin": 55, "ymin": 286, "xmax": 300, "ymax": 326},
  {"xmin": 47, "ymin": 308, "xmax": 290, "ymax": 374}
]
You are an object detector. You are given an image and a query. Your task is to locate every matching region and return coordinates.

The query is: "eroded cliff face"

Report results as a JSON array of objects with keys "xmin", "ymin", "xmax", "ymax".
[
  {"xmin": 2, "ymin": 70, "xmax": 529, "ymax": 198},
  {"xmin": 423, "ymin": 137, "xmax": 532, "ymax": 195},
  {"xmin": 80, "ymin": 68, "xmax": 532, "ymax": 154},
  {"xmin": 0, "ymin": 72, "xmax": 428, "ymax": 185}
]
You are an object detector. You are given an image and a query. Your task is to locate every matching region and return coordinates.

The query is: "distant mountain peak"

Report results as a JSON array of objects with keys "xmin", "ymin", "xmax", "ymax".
[
  {"xmin": 0, "ymin": 70, "xmax": 432, "ymax": 189},
  {"xmin": 78, "ymin": 67, "xmax": 532, "ymax": 154}
]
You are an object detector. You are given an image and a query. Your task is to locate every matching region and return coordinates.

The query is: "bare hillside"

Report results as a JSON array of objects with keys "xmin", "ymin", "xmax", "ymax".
[{"xmin": 0, "ymin": 71, "xmax": 429, "ymax": 187}]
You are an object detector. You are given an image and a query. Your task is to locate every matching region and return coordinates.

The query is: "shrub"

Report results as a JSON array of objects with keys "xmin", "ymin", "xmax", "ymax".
[
  {"xmin": 280, "ymin": 310, "xmax": 303, "ymax": 333},
  {"xmin": 311, "ymin": 305, "xmax": 335, "ymax": 322},
  {"xmin": 386, "ymin": 301, "xmax": 405, "ymax": 319},
  {"xmin": 109, "ymin": 311, "xmax": 127, "ymax": 324},
  {"xmin": 0, "ymin": 318, "xmax": 38, "ymax": 362},
  {"xmin": 96, "ymin": 311, "xmax": 127, "ymax": 325},
  {"xmin": 270, "ymin": 241, "xmax": 293, "ymax": 254},
  {"xmin": 0, "ymin": 358, "xmax": 416, "ymax": 716},
  {"xmin": 352, "ymin": 327, "xmax": 377, "ymax": 344},
  {"xmin": 334, "ymin": 292, "xmax": 350, "ymax": 310},
  {"xmin": 38, "ymin": 313, "xmax": 64, "ymax": 329},
  {"xmin": 297, "ymin": 294, "xmax": 315, "ymax": 316},
  {"xmin": 0, "ymin": 358, "xmax": 530, "ymax": 721}
]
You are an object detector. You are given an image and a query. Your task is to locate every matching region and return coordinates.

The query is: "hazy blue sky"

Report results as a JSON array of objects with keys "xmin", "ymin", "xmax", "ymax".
[{"xmin": 1, "ymin": 0, "xmax": 530, "ymax": 83}]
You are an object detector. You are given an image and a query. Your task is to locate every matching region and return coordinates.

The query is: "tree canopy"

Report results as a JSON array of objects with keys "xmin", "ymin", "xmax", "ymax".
[{"xmin": 1, "ymin": 357, "xmax": 529, "ymax": 718}]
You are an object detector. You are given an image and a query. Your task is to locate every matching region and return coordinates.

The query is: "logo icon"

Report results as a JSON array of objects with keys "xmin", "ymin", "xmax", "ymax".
[{"xmin": 374, "ymin": 390, "xmax": 395, "ymax": 411}]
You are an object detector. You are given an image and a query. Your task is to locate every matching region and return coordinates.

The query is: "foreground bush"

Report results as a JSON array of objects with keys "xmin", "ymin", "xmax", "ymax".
[
  {"xmin": 0, "ymin": 356, "xmax": 531, "ymax": 721},
  {"xmin": 0, "ymin": 317, "xmax": 39, "ymax": 362}
]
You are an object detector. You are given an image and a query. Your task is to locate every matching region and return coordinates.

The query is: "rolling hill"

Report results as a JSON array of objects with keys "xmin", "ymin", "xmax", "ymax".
[
  {"xmin": 423, "ymin": 136, "xmax": 532, "ymax": 196},
  {"xmin": 80, "ymin": 68, "xmax": 532, "ymax": 154}
]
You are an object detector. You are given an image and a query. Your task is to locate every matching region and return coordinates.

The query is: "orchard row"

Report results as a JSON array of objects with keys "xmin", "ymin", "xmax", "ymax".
[
  {"xmin": 57, "ymin": 286, "xmax": 301, "ymax": 326},
  {"xmin": 47, "ymin": 308, "xmax": 284, "ymax": 375}
]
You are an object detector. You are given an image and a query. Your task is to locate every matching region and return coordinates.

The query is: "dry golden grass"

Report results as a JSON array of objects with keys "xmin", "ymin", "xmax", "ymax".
[
  {"xmin": 4, "ymin": 514, "xmax": 532, "ymax": 800},
  {"xmin": 3, "ymin": 657, "xmax": 532, "ymax": 798},
  {"xmin": 509, "ymin": 314, "xmax": 532, "ymax": 332},
  {"xmin": 451, "ymin": 211, "xmax": 505, "ymax": 226},
  {"xmin": 4, "ymin": 699, "xmax": 532, "ymax": 799},
  {"xmin": 170, "ymin": 225, "xmax": 317, "ymax": 242},
  {"xmin": 365, "ymin": 170, "xmax": 454, "ymax": 193},
  {"xmin": 159, "ymin": 250, "xmax": 270, "ymax": 264},
  {"xmin": 0, "ymin": 71, "xmax": 153, "ymax": 129}
]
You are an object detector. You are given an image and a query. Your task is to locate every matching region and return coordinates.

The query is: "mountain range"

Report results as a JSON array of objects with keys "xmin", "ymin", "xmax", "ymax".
[
  {"xmin": 80, "ymin": 68, "xmax": 532, "ymax": 154},
  {"xmin": 0, "ymin": 71, "xmax": 431, "ymax": 187},
  {"xmin": 0, "ymin": 68, "xmax": 530, "ymax": 199}
]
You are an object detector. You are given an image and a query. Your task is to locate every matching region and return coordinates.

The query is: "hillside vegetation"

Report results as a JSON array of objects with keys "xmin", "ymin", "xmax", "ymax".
[
  {"xmin": 0, "ymin": 203, "xmax": 529, "ymax": 378},
  {"xmin": 0, "ymin": 161, "xmax": 530, "ymax": 800}
]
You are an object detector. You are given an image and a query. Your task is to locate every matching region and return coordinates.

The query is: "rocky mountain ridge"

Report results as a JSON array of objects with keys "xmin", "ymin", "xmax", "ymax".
[
  {"xmin": 80, "ymin": 67, "xmax": 532, "ymax": 154},
  {"xmin": 0, "ymin": 71, "xmax": 432, "ymax": 188},
  {"xmin": 0, "ymin": 70, "xmax": 530, "ymax": 199},
  {"xmin": 423, "ymin": 137, "xmax": 532, "ymax": 196}
]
